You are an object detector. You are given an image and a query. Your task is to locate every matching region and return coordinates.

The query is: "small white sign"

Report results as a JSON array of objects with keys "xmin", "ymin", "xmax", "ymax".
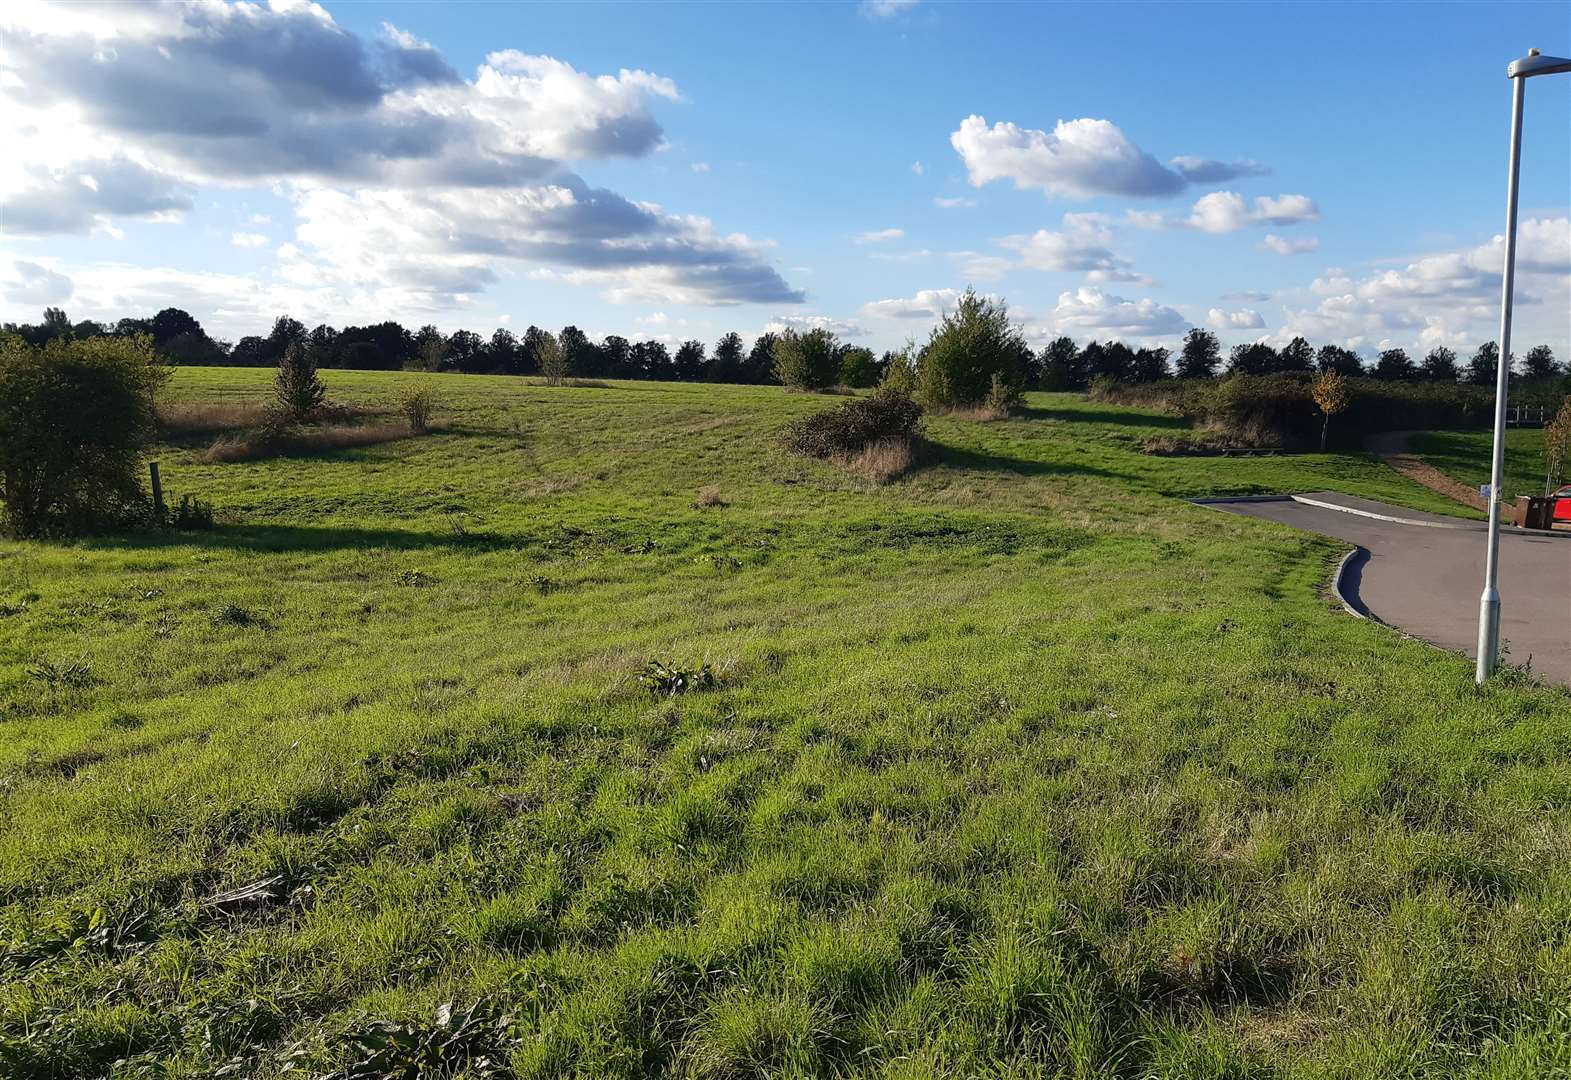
[{"xmin": 1479, "ymin": 483, "xmax": 1493, "ymax": 500}]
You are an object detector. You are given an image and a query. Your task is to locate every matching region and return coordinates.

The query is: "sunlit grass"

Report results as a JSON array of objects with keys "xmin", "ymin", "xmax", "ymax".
[{"xmin": 0, "ymin": 368, "xmax": 1566, "ymax": 1077}]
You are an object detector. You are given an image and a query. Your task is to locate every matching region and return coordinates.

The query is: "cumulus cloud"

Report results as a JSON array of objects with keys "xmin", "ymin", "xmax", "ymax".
[
  {"xmin": 861, "ymin": 288, "xmax": 960, "ymax": 320},
  {"xmin": 690, "ymin": 162, "xmax": 710, "ymax": 173},
  {"xmin": 1185, "ymin": 191, "xmax": 1320, "ymax": 233},
  {"xmin": 950, "ymin": 115, "xmax": 1274, "ymax": 201},
  {"xmin": 1, "ymin": 1, "xmax": 800, "ymax": 308},
  {"xmin": 854, "ymin": 228, "xmax": 905, "ymax": 245},
  {"xmin": 231, "ymin": 232, "xmax": 269, "ymax": 248},
  {"xmin": 997, "ymin": 213, "xmax": 1146, "ymax": 283},
  {"xmin": 4, "ymin": 259, "xmax": 74, "ymax": 305},
  {"xmin": 1207, "ymin": 307, "xmax": 1266, "ymax": 331},
  {"xmin": 1048, "ymin": 287, "xmax": 1187, "ymax": 337},
  {"xmin": 934, "ymin": 196, "xmax": 976, "ymax": 209},
  {"xmin": 947, "ymin": 251, "xmax": 1013, "ymax": 281},
  {"xmin": 1169, "ymin": 156, "xmax": 1271, "ymax": 184},
  {"xmin": 1262, "ymin": 233, "xmax": 1320, "ymax": 255},
  {"xmin": 765, "ymin": 314, "xmax": 869, "ymax": 337},
  {"xmin": 1273, "ymin": 216, "xmax": 1569, "ymax": 350},
  {"xmin": 868, "ymin": 249, "xmax": 932, "ymax": 263}
]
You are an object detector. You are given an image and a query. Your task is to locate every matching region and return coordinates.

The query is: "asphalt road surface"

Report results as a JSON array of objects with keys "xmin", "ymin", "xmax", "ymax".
[{"xmin": 1211, "ymin": 492, "xmax": 1571, "ymax": 687}]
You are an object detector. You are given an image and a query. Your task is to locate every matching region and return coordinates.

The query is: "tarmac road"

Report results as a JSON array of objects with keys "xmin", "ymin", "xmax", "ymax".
[{"xmin": 1210, "ymin": 492, "xmax": 1571, "ymax": 687}]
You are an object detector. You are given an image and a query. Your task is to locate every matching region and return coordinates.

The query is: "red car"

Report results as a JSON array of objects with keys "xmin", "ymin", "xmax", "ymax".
[{"xmin": 1554, "ymin": 485, "xmax": 1571, "ymax": 528}]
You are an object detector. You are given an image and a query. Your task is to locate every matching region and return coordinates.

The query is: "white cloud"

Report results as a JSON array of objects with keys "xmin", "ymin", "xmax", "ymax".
[
  {"xmin": 934, "ymin": 196, "xmax": 976, "ymax": 209},
  {"xmin": 997, "ymin": 213, "xmax": 1145, "ymax": 282},
  {"xmin": 1187, "ymin": 191, "xmax": 1319, "ymax": 233},
  {"xmin": 1047, "ymin": 286, "xmax": 1187, "ymax": 338},
  {"xmin": 947, "ymin": 251, "xmax": 1013, "ymax": 281},
  {"xmin": 690, "ymin": 161, "xmax": 710, "ymax": 173},
  {"xmin": 765, "ymin": 314, "xmax": 868, "ymax": 337},
  {"xmin": 910, "ymin": 161, "xmax": 924, "ymax": 176},
  {"xmin": 951, "ymin": 115, "xmax": 1188, "ymax": 199},
  {"xmin": 230, "ymin": 231, "xmax": 268, "ymax": 248},
  {"xmin": 1207, "ymin": 307, "xmax": 1266, "ymax": 330},
  {"xmin": 1273, "ymin": 216, "xmax": 1569, "ymax": 350},
  {"xmin": 1262, "ymin": 233, "xmax": 1320, "ymax": 255},
  {"xmin": 1169, "ymin": 155, "xmax": 1271, "ymax": 183},
  {"xmin": 854, "ymin": 228, "xmax": 905, "ymax": 245},
  {"xmin": 861, "ymin": 288, "xmax": 960, "ymax": 320},
  {"xmin": 3, "ymin": 259, "xmax": 74, "ymax": 305},
  {"xmin": 861, "ymin": 0, "xmax": 919, "ymax": 18},
  {"xmin": 868, "ymin": 249, "xmax": 932, "ymax": 263}
]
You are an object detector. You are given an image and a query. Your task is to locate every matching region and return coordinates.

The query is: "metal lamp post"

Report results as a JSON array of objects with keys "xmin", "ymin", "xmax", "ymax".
[{"xmin": 1476, "ymin": 48, "xmax": 1571, "ymax": 684}]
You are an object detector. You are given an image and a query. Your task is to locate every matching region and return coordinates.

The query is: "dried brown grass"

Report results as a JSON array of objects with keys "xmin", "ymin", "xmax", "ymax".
[
  {"xmin": 694, "ymin": 486, "xmax": 727, "ymax": 507},
  {"xmin": 835, "ymin": 437, "xmax": 915, "ymax": 484},
  {"xmin": 202, "ymin": 421, "xmax": 415, "ymax": 464},
  {"xmin": 159, "ymin": 401, "xmax": 272, "ymax": 435},
  {"xmin": 940, "ymin": 402, "xmax": 1009, "ymax": 422}
]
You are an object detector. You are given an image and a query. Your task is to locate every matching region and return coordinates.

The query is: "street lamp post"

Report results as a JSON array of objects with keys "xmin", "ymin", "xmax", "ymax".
[{"xmin": 1476, "ymin": 48, "xmax": 1571, "ymax": 684}]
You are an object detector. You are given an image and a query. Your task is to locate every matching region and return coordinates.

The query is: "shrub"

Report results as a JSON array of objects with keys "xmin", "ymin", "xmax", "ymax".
[
  {"xmin": 1545, "ymin": 397, "xmax": 1571, "ymax": 494},
  {"xmin": 916, "ymin": 287, "xmax": 1032, "ymax": 407},
  {"xmin": 638, "ymin": 659, "xmax": 716, "ymax": 697},
  {"xmin": 772, "ymin": 328, "xmax": 840, "ymax": 391},
  {"xmin": 783, "ymin": 388, "xmax": 924, "ymax": 459},
  {"xmin": 0, "ymin": 333, "xmax": 166, "ymax": 537},
  {"xmin": 167, "ymin": 495, "xmax": 215, "ymax": 530},
  {"xmin": 695, "ymin": 486, "xmax": 726, "ymax": 508},
  {"xmin": 538, "ymin": 334, "xmax": 567, "ymax": 387},
  {"xmin": 837, "ymin": 346, "xmax": 879, "ymax": 388},
  {"xmin": 271, "ymin": 342, "xmax": 325, "ymax": 423},
  {"xmin": 399, "ymin": 387, "xmax": 438, "ymax": 433},
  {"xmin": 879, "ymin": 343, "xmax": 919, "ymax": 394}
]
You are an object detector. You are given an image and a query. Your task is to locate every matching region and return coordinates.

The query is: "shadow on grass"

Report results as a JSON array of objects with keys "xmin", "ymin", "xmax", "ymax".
[
  {"xmin": 79, "ymin": 523, "xmax": 516, "ymax": 555},
  {"xmin": 1017, "ymin": 404, "xmax": 1191, "ymax": 430},
  {"xmin": 924, "ymin": 442, "xmax": 1140, "ymax": 483}
]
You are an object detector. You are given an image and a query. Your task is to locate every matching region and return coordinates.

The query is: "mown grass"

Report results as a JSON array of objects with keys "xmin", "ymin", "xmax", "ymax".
[
  {"xmin": 1409, "ymin": 428, "xmax": 1555, "ymax": 501},
  {"xmin": 1, "ymin": 368, "xmax": 1568, "ymax": 1078}
]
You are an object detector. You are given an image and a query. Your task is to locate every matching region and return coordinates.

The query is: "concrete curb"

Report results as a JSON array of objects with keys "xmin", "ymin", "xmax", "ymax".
[{"xmin": 1332, "ymin": 547, "xmax": 1371, "ymax": 620}]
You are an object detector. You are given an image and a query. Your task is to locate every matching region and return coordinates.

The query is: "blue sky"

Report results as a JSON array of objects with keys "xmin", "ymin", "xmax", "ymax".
[{"xmin": 3, "ymin": 0, "xmax": 1567, "ymax": 359}]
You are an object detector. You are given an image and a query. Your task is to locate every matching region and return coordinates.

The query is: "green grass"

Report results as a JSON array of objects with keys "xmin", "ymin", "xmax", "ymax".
[
  {"xmin": 1408, "ymin": 428, "xmax": 1555, "ymax": 501},
  {"xmin": 2, "ymin": 368, "xmax": 1568, "ymax": 1078}
]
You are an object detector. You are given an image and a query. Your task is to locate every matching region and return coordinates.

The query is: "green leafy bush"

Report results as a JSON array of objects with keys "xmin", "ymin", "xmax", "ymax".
[
  {"xmin": 638, "ymin": 659, "xmax": 716, "ymax": 697},
  {"xmin": 782, "ymin": 389, "xmax": 924, "ymax": 459},
  {"xmin": 916, "ymin": 288, "xmax": 1032, "ymax": 407},
  {"xmin": 0, "ymin": 332, "xmax": 166, "ymax": 537},
  {"xmin": 772, "ymin": 328, "xmax": 840, "ymax": 390},
  {"xmin": 398, "ymin": 387, "xmax": 438, "ymax": 433}
]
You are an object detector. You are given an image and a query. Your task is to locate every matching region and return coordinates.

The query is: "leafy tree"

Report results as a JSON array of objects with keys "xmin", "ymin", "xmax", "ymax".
[
  {"xmin": 1315, "ymin": 344, "xmax": 1363, "ymax": 375},
  {"xmin": 1131, "ymin": 346, "xmax": 1170, "ymax": 382},
  {"xmin": 538, "ymin": 331, "xmax": 567, "ymax": 386},
  {"xmin": 0, "ymin": 333, "xmax": 166, "ymax": 537},
  {"xmin": 42, "ymin": 307, "xmax": 73, "ymax": 342},
  {"xmin": 1279, "ymin": 336, "xmax": 1314, "ymax": 373},
  {"xmin": 339, "ymin": 322, "xmax": 414, "ymax": 370},
  {"xmin": 743, "ymin": 333, "xmax": 778, "ymax": 384},
  {"xmin": 305, "ymin": 324, "xmax": 338, "ymax": 369},
  {"xmin": 1522, "ymin": 344, "xmax": 1559, "ymax": 381},
  {"xmin": 879, "ymin": 341, "xmax": 920, "ymax": 394},
  {"xmin": 520, "ymin": 326, "xmax": 553, "ymax": 376},
  {"xmin": 916, "ymin": 288, "xmax": 1031, "ymax": 407},
  {"xmin": 1420, "ymin": 346, "xmax": 1459, "ymax": 381},
  {"xmin": 1311, "ymin": 370, "xmax": 1351, "ymax": 451},
  {"xmin": 487, "ymin": 328, "xmax": 521, "ymax": 374},
  {"xmin": 631, "ymin": 339, "xmax": 671, "ymax": 380},
  {"xmin": 1373, "ymin": 347, "xmax": 1415, "ymax": 380},
  {"xmin": 264, "ymin": 316, "xmax": 307, "ymax": 364},
  {"xmin": 1096, "ymin": 341, "xmax": 1134, "ymax": 383},
  {"xmin": 1038, "ymin": 336, "xmax": 1085, "ymax": 390},
  {"xmin": 272, "ymin": 341, "xmax": 326, "ymax": 422},
  {"xmin": 149, "ymin": 308, "xmax": 202, "ymax": 347},
  {"xmin": 1176, "ymin": 328, "xmax": 1221, "ymax": 379},
  {"xmin": 1465, "ymin": 342, "xmax": 1499, "ymax": 386},
  {"xmin": 230, "ymin": 336, "xmax": 268, "ymax": 366},
  {"xmin": 558, "ymin": 326, "xmax": 592, "ymax": 378},
  {"xmin": 1228, "ymin": 342, "xmax": 1279, "ymax": 375},
  {"xmin": 72, "ymin": 319, "xmax": 107, "ymax": 340},
  {"xmin": 837, "ymin": 346, "xmax": 879, "ymax": 388},
  {"xmin": 161, "ymin": 331, "xmax": 226, "ymax": 365},
  {"xmin": 710, "ymin": 332, "xmax": 746, "ymax": 383},
  {"xmin": 414, "ymin": 325, "xmax": 447, "ymax": 372},
  {"xmin": 445, "ymin": 330, "xmax": 488, "ymax": 373},
  {"xmin": 600, "ymin": 335, "xmax": 632, "ymax": 378},
  {"xmin": 773, "ymin": 328, "xmax": 840, "ymax": 390},
  {"xmin": 673, "ymin": 339, "xmax": 708, "ymax": 381}
]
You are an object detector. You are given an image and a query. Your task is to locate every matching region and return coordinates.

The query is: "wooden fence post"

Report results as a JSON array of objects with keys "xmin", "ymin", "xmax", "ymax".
[{"xmin": 149, "ymin": 461, "xmax": 164, "ymax": 515}]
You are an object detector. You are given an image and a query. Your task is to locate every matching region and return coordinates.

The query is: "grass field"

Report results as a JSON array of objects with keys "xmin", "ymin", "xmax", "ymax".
[
  {"xmin": 1409, "ymin": 428, "xmax": 1555, "ymax": 502},
  {"xmin": 2, "ymin": 368, "xmax": 1568, "ymax": 1079}
]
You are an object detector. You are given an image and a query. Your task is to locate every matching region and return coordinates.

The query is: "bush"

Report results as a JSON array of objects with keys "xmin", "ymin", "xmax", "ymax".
[
  {"xmin": 0, "ymin": 333, "xmax": 165, "ymax": 537},
  {"xmin": 782, "ymin": 388, "xmax": 924, "ymax": 459},
  {"xmin": 772, "ymin": 328, "xmax": 840, "ymax": 391},
  {"xmin": 399, "ymin": 387, "xmax": 438, "ymax": 433},
  {"xmin": 880, "ymin": 344, "xmax": 919, "ymax": 394},
  {"xmin": 271, "ymin": 342, "xmax": 325, "ymax": 423},
  {"xmin": 916, "ymin": 288, "xmax": 1032, "ymax": 407}
]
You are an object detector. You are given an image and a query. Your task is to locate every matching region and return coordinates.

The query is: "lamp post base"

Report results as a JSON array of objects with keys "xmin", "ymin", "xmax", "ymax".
[{"xmin": 1476, "ymin": 589, "xmax": 1501, "ymax": 683}]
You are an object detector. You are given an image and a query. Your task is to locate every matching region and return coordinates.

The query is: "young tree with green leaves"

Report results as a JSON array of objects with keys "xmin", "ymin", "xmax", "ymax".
[
  {"xmin": 1521, "ymin": 344, "xmax": 1559, "ymax": 381},
  {"xmin": 1176, "ymin": 328, "xmax": 1220, "ymax": 379},
  {"xmin": 1373, "ymin": 347, "xmax": 1415, "ymax": 380},
  {"xmin": 772, "ymin": 328, "xmax": 840, "ymax": 390},
  {"xmin": 1420, "ymin": 346, "xmax": 1459, "ymax": 381},
  {"xmin": 916, "ymin": 287, "xmax": 1030, "ymax": 407},
  {"xmin": 272, "ymin": 341, "xmax": 326, "ymax": 422}
]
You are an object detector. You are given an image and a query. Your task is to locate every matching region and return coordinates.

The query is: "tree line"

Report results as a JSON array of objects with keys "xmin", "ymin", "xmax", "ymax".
[{"xmin": 3, "ymin": 306, "xmax": 1562, "ymax": 389}]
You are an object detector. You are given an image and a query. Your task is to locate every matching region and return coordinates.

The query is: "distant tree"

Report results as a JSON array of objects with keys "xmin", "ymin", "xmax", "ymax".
[
  {"xmin": 1229, "ymin": 342, "xmax": 1279, "ymax": 375},
  {"xmin": 916, "ymin": 288, "xmax": 1031, "ymax": 406},
  {"xmin": 1039, "ymin": 336, "xmax": 1086, "ymax": 390},
  {"xmin": 600, "ymin": 334, "xmax": 632, "ymax": 378},
  {"xmin": 538, "ymin": 331, "xmax": 567, "ymax": 386},
  {"xmin": 1420, "ymin": 345, "xmax": 1459, "ymax": 381},
  {"xmin": 0, "ymin": 333, "xmax": 166, "ymax": 537},
  {"xmin": 161, "ymin": 331, "xmax": 226, "ymax": 365},
  {"xmin": 444, "ymin": 330, "xmax": 487, "ymax": 373},
  {"xmin": 519, "ymin": 326, "xmax": 553, "ymax": 376},
  {"xmin": 1176, "ymin": 328, "xmax": 1221, "ymax": 379},
  {"xmin": 487, "ymin": 328, "xmax": 521, "ymax": 374},
  {"xmin": 72, "ymin": 319, "xmax": 107, "ymax": 340},
  {"xmin": 1310, "ymin": 370, "xmax": 1351, "ymax": 451},
  {"xmin": 1315, "ymin": 344, "xmax": 1363, "ymax": 375},
  {"xmin": 305, "ymin": 324, "xmax": 338, "ymax": 370},
  {"xmin": 41, "ymin": 307, "xmax": 73, "ymax": 342},
  {"xmin": 1522, "ymin": 344, "xmax": 1559, "ymax": 381},
  {"xmin": 272, "ymin": 341, "xmax": 325, "ymax": 422},
  {"xmin": 1096, "ymin": 341, "xmax": 1134, "ymax": 382},
  {"xmin": 149, "ymin": 308, "xmax": 202, "ymax": 348},
  {"xmin": 413, "ymin": 325, "xmax": 446, "ymax": 372},
  {"xmin": 1465, "ymin": 342, "xmax": 1500, "ymax": 386},
  {"xmin": 836, "ymin": 345, "xmax": 879, "ymax": 388},
  {"xmin": 230, "ymin": 336, "xmax": 268, "ymax": 366},
  {"xmin": 632, "ymin": 339, "xmax": 671, "ymax": 380},
  {"xmin": 1373, "ymin": 347, "xmax": 1416, "ymax": 380},
  {"xmin": 673, "ymin": 339, "xmax": 708, "ymax": 381},
  {"xmin": 114, "ymin": 316, "xmax": 153, "ymax": 339},
  {"xmin": 558, "ymin": 326, "xmax": 592, "ymax": 378},
  {"xmin": 773, "ymin": 328, "xmax": 840, "ymax": 391},
  {"xmin": 264, "ymin": 316, "xmax": 307, "ymax": 364},
  {"xmin": 743, "ymin": 333, "xmax": 778, "ymax": 384},
  {"xmin": 880, "ymin": 340, "xmax": 920, "ymax": 394},
  {"xmin": 341, "ymin": 341, "xmax": 380, "ymax": 370},
  {"xmin": 1078, "ymin": 341, "xmax": 1108, "ymax": 384},
  {"xmin": 708, "ymin": 332, "xmax": 745, "ymax": 383},
  {"xmin": 1131, "ymin": 346, "xmax": 1170, "ymax": 382},
  {"xmin": 338, "ymin": 322, "xmax": 413, "ymax": 369},
  {"xmin": 1278, "ymin": 336, "xmax": 1314, "ymax": 373}
]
